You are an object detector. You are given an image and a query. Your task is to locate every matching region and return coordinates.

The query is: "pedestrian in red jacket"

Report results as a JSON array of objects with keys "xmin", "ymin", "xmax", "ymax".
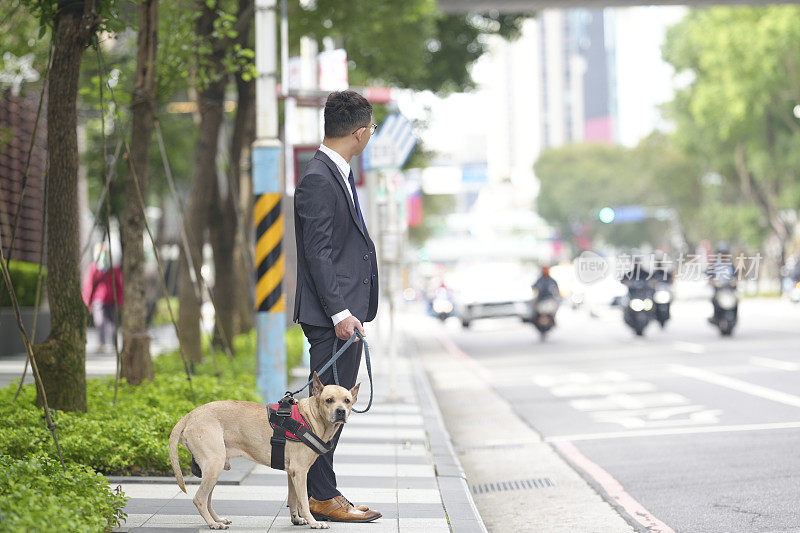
[{"xmin": 82, "ymin": 244, "xmax": 123, "ymax": 351}]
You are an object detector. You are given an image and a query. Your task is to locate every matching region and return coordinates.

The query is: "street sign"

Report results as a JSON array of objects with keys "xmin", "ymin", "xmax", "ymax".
[
  {"xmin": 317, "ymin": 49, "xmax": 348, "ymax": 91},
  {"xmin": 608, "ymin": 205, "xmax": 646, "ymax": 223},
  {"xmin": 362, "ymin": 113, "xmax": 417, "ymax": 170}
]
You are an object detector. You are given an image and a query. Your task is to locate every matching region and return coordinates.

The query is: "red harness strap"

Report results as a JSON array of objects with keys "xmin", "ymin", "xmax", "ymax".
[{"xmin": 267, "ymin": 403, "xmax": 310, "ymax": 442}]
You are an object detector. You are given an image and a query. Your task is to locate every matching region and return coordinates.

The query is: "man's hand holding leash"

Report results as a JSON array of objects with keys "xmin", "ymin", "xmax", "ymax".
[{"xmin": 335, "ymin": 315, "xmax": 364, "ymax": 341}]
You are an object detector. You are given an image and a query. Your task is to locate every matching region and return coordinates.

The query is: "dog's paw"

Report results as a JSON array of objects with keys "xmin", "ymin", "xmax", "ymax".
[
  {"xmin": 218, "ymin": 517, "xmax": 232, "ymax": 525},
  {"xmin": 209, "ymin": 522, "xmax": 230, "ymax": 530},
  {"xmin": 309, "ymin": 522, "xmax": 330, "ymax": 529},
  {"xmin": 291, "ymin": 514, "xmax": 308, "ymax": 525}
]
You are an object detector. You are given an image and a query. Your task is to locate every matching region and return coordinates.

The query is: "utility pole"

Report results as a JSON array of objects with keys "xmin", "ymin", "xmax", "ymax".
[{"xmin": 253, "ymin": 0, "xmax": 285, "ymax": 402}]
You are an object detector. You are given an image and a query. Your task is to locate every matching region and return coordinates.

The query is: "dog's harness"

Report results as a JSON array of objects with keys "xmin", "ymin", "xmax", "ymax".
[
  {"xmin": 268, "ymin": 330, "xmax": 374, "ymax": 471},
  {"xmin": 268, "ymin": 396, "xmax": 333, "ymax": 470}
]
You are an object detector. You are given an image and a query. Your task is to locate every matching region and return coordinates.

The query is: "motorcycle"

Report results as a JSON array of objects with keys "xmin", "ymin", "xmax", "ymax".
[
  {"xmin": 430, "ymin": 287, "xmax": 455, "ymax": 322},
  {"xmin": 623, "ymin": 279, "xmax": 654, "ymax": 336},
  {"xmin": 531, "ymin": 295, "xmax": 559, "ymax": 341},
  {"xmin": 711, "ymin": 279, "xmax": 738, "ymax": 336},
  {"xmin": 653, "ymin": 281, "xmax": 672, "ymax": 328}
]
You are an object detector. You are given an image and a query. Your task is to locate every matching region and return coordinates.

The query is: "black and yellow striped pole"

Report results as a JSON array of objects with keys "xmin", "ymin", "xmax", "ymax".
[
  {"xmin": 253, "ymin": 0, "xmax": 284, "ymax": 401},
  {"xmin": 254, "ymin": 191, "xmax": 284, "ymax": 315}
]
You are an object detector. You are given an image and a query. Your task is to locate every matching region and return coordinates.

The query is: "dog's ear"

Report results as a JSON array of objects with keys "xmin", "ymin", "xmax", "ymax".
[
  {"xmin": 350, "ymin": 382, "xmax": 361, "ymax": 404},
  {"xmin": 312, "ymin": 372, "xmax": 324, "ymax": 397}
]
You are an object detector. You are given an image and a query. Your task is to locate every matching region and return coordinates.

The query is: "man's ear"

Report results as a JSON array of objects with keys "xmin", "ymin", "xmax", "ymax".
[
  {"xmin": 312, "ymin": 372, "xmax": 324, "ymax": 397},
  {"xmin": 350, "ymin": 382, "xmax": 361, "ymax": 404}
]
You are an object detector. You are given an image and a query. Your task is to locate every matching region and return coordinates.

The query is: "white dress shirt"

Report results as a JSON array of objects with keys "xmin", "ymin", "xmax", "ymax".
[{"xmin": 318, "ymin": 143, "xmax": 355, "ymax": 326}]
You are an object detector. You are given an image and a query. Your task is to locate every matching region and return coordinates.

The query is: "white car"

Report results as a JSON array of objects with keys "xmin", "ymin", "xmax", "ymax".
[{"xmin": 450, "ymin": 263, "xmax": 534, "ymax": 328}]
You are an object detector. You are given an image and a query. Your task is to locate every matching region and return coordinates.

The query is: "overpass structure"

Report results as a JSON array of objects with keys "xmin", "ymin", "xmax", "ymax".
[{"xmin": 439, "ymin": 0, "xmax": 797, "ymax": 12}]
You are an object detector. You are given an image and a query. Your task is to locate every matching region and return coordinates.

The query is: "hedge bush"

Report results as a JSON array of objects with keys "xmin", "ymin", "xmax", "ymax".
[
  {"xmin": 154, "ymin": 326, "xmax": 305, "ymax": 382},
  {"xmin": 0, "ymin": 327, "xmax": 304, "ymax": 476},
  {"xmin": 0, "ymin": 260, "xmax": 46, "ymax": 307},
  {"xmin": 0, "ymin": 454, "xmax": 127, "ymax": 531}
]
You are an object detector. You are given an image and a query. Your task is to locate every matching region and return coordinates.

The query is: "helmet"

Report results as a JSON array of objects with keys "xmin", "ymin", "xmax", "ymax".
[{"xmin": 715, "ymin": 241, "xmax": 730, "ymax": 255}]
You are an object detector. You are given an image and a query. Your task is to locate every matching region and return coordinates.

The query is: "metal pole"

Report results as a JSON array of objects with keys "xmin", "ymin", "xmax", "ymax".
[
  {"xmin": 254, "ymin": 0, "xmax": 286, "ymax": 402},
  {"xmin": 385, "ymin": 171, "xmax": 400, "ymax": 402}
]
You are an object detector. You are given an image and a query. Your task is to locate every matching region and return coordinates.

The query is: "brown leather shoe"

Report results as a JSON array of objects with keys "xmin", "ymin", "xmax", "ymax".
[
  {"xmin": 343, "ymin": 496, "xmax": 370, "ymax": 512},
  {"xmin": 308, "ymin": 496, "xmax": 381, "ymax": 522}
]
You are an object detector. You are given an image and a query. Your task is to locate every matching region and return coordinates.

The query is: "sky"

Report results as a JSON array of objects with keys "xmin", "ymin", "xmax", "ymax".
[{"xmin": 404, "ymin": 5, "xmax": 688, "ymax": 164}]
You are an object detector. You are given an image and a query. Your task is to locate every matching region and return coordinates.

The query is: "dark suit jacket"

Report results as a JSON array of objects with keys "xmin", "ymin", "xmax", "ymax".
[{"xmin": 293, "ymin": 150, "xmax": 379, "ymax": 327}]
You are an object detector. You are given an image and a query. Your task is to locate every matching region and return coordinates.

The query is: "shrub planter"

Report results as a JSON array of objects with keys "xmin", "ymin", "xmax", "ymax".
[{"xmin": 0, "ymin": 307, "xmax": 51, "ymax": 356}]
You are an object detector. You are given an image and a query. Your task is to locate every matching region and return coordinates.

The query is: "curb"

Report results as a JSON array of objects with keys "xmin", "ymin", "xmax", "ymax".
[
  {"xmin": 106, "ymin": 457, "xmax": 253, "ymax": 486},
  {"xmin": 408, "ymin": 346, "xmax": 488, "ymax": 533}
]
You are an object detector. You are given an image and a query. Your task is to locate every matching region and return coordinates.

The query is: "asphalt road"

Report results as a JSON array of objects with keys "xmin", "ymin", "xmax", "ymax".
[{"xmin": 436, "ymin": 296, "xmax": 800, "ymax": 533}]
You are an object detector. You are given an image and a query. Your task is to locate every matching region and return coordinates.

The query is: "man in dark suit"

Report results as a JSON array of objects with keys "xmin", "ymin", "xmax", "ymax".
[{"xmin": 293, "ymin": 90, "xmax": 380, "ymax": 522}]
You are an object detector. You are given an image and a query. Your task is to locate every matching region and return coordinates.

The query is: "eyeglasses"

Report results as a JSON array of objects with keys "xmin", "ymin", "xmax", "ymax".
[{"xmin": 352, "ymin": 123, "xmax": 378, "ymax": 135}]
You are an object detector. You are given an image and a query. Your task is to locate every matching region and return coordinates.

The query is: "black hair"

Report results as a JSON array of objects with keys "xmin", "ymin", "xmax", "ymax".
[{"xmin": 324, "ymin": 90, "xmax": 373, "ymax": 138}]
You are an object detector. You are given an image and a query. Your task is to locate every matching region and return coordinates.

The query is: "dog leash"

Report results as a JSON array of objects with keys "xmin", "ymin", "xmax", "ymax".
[{"xmin": 287, "ymin": 329, "xmax": 374, "ymax": 414}]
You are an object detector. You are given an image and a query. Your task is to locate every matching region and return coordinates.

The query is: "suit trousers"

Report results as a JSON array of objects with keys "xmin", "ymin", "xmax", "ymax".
[{"xmin": 300, "ymin": 322, "xmax": 364, "ymax": 501}]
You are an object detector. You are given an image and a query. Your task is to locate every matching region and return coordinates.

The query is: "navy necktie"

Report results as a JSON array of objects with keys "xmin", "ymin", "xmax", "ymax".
[{"xmin": 348, "ymin": 170, "xmax": 365, "ymax": 231}]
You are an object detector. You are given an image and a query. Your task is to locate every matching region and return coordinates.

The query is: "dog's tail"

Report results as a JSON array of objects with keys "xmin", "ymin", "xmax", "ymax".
[{"xmin": 169, "ymin": 414, "xmax": 189, "ymax": 493}]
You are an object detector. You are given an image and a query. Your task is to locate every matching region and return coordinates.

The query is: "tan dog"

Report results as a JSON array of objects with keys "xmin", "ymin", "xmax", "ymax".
[{"xmin": 169, "ymin": 372, "xmax": 359, "ymax": 530}]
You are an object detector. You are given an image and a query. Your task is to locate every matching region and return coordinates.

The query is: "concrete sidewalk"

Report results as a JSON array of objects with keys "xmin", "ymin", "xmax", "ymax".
[
  {"xmin": 404, "ymin": 312, "xmax": 637, "ymax": 533},
  {"xmin": 110, "ymin": 334, "xmax": 485, "ymax": 532}
]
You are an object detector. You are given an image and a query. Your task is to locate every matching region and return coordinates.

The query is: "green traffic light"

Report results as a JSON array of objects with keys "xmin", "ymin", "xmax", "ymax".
[{"xmin": 599, "ymin": 207, "xmax": 615, "ymax": 223}]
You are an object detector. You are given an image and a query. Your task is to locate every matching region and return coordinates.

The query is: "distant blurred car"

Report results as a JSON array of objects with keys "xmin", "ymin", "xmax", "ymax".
[{"xmin": 450, "ymin": 263, "xmax": 533, "ymax": 329}]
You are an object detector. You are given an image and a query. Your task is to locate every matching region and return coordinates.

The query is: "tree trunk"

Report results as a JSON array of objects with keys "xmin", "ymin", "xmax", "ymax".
[
  {"xmin": 35, "ymin": 0, "xmax": 95, "ymax": 412},
  {"xmin": 121, "ymin": 0, "xmax": 157, "ymax": 384},
  {"xmin": 232, "ymin": 67, "xmax": 256, "ymax": 335},
  {"xmin": 234, "ymin": 104, "xmax": 255, "ymax": 335},
  {"xmin": 209, "ymin": 190, "xmax": 236, "ymax": 348},
  {"xmin": 177, "ymin": 1, "xmax": 226, "ymax": 362},
  {"xmin": 215, "ymin": 2, "xmax": 254, "ymax": 340}
]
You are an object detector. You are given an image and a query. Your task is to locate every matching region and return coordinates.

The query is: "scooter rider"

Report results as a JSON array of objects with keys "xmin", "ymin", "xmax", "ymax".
[
  {"xmin": 533, "ymin": 265, "xmax": 560, "ymax": 301},
  {"xmin": 707, "ymin": 242, "xmax": 737, "ymax": 324},
  {"xmin": 652, "ymin": 250, "xmax": 674, "ymax": 284},
  {"xmin": 621, "ymin": 254, "xmax": 652, "ymax": 287}
]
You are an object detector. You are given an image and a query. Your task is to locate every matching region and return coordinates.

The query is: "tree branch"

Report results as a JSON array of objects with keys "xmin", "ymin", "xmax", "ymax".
[
  {"xmin": 212, "ymin": 0, "xmax": 254, "ymax": 54},
  {"xmin": 733, "ymin": 142, "xmax": 787, "ymax": 241}
]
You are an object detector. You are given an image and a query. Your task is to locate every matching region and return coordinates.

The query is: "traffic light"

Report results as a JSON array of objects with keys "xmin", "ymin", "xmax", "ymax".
[{"xmin": 599, "ymin": 207, "xmax": 616, "ymax": 224}]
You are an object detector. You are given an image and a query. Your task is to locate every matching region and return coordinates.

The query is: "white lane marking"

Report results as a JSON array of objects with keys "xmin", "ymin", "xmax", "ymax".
[
  {"xmin": 554, "ymin": 441, "xmax": 675, "ymax": 533},
  {"xmin": 551, "ymin": 381, "xmax": 656, "ymax": 398},
  {"xmin": 671, "ymin": 364, "xmax": 800, "ymax": 407},
  {"xmin": 750, "ymin": 356, "xmax": 800, "ymax": 371},
  {"xmin": 673, "ymin": 341, "xmax": 706, "ymax": 354},
  {"xmin": 546, "ymin": 420, "xmax": 800, "ymax": 442},
  {"xmin": 589, "ymin": 405, "xmax": 722, "ymax": 429},
  {"xmin": 533, "ymin": 371, "xmax": 630, "ymax": 388},
  {"xmin": 571, "ymin": 392, "xmax": 689, "ymax": 412}
]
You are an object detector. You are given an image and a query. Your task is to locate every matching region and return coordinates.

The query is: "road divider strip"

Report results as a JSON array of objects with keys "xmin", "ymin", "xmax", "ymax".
[{"xmin": 553, "ymin": 440, "xmax": 675, "ymax": 533}]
